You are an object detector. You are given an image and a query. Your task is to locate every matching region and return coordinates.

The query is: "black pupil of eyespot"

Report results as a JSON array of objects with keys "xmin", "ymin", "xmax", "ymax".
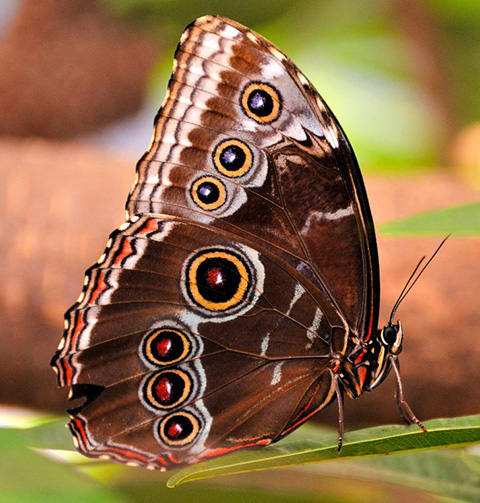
[
  {"xmin": 164, "ymin": 415, "xmax": 194, "ymax": 440},
  {"xmin": 152, "ymin": 372, "xmax": 185, "ymax": 406},
  {"xmin": 383, "ymin": 326, "xmax": 397, "ymax": 346},
  {"xmin": 197, "ymin": 181, "xmax": 219, "ymax": 204},
  {"xmin": 196, "ymin": 257, "xmax": 241, "ymax": 303},
  {"xmin": 247, "ymin": 89, "xmax": 274, "ymax": 117},
  {"xmin": 220, "ymin": 145, "xmax": 246, "ymax": 171},
  {"xmin": 150, "ymin": 331, "xmax": 185, "ymax": 363}
]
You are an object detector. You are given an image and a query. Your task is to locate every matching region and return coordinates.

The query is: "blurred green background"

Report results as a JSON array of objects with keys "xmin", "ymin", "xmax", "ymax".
[
  {"xmin": 0, "ymin": 0, "xmax": 479, "ymax": 502},
  {"xmin": 103, "ymin": 0, "xmax": 480, "ymax": 174}
]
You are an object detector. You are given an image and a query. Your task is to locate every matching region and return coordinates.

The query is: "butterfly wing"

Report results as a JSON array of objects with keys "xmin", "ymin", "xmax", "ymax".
[
  {"xmin": 53, "ymin": 15, "xmax": 380, "ymax": 469},
  {"xmin": 53, "ymin": 216, "xmax": 336, "ymax": 469},
  {"xmin": 128, "ymin": 15, "xmax": 379, "ymax": 338}
]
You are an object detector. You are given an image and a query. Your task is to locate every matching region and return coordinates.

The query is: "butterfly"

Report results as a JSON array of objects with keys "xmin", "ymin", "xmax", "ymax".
[{"xmin": 51, "ymin": 15, "xmax": 426, "ymax": 471}]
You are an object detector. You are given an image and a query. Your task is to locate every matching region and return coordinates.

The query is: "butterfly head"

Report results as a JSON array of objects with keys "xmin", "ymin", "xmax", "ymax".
[
  {"xmin": 379, "ymin": 320, "xmax": 403, "ymax": 356},
  {"xmin": 379, "ymin": 238, "xmax": 450, "ymax": 360}
]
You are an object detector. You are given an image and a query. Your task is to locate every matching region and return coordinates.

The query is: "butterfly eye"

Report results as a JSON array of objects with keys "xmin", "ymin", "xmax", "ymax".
[
  {"xmin": 141, "ymin": 328, "xmax": 190, "ymax": 366},
  {"xmin": 380, "ymin": 325, "xmax": 398, "ymax": 347},
  {"xmin": 158, "ymin": 411, "xmax": 200, "ymax": 446},
  {"xmin": 190, "ymin": 176, "xmax": 227, "ymax": 210},
  {"xmin": 142, "ymin": 369, "xmax": 192, "ymax": 410},
  {"xmin": 186, "ymin": 249, "xmax": 251, "ymax": 312},
  {"xmin": 241, "ymin": 82, "xmax": 281, "ymax": 123},
  {"xmin": 213, "ymin": 139, "xmax": 253, "ymax": 178}
]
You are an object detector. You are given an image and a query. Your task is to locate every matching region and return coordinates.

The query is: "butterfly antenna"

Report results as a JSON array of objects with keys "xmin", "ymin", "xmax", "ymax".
[
  {"xmin": 389, "ymin": 235, "xmax": 450, "ymax": 325},
  {"xmin": 389, "ymin": 256, "xmax": 426, "ymax": 325}
]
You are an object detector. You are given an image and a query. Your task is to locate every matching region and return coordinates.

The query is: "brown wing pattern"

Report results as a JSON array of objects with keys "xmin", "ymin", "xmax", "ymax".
[
  {"xmin": 52, "ymin": 16, "xmax": 379, "ymax": 469},
  {"xmin": 127, "ymin": 15, "xmax": 379, "ymax": 337},
  {"xmin": 53, "ymin": 216, "xmax": 335, "ymax": 469}
]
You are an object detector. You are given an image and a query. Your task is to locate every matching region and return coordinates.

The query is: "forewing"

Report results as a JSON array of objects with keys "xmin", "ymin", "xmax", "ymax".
[{"xmin": 127, "ymin": 15, "xmax": 379, "ymax": 336}]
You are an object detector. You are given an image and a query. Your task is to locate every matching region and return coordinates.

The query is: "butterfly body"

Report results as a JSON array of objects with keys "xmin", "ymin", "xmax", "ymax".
[{"xmin": 52, "ymin": 15, "xmax": 423, "ymax": 471}]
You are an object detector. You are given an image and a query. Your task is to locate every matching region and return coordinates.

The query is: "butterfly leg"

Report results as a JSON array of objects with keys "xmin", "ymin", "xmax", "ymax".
[
  {"xmin": 332, "ymin": 373, "xmax": 345, "ymax": 453},
  {"xmin": 390, "ymin": 356, "xmax": 427, "ymax": 432}
]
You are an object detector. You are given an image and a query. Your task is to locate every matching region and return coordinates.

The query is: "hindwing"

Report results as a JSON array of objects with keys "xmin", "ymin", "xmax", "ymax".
[{"xmin": 53, "ymin": 216, "xmax": 337, "ymax": 469}]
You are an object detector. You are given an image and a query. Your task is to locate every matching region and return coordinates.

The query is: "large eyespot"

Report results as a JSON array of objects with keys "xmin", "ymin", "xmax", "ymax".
[
  {"xmin": 142, "ymin": 369, "xmax": 192, "ymax": 410},
  {"xmin": 213, "ymin": 139, "xmax": 253, "ymax": 178},
  {"xmin": 157, "ymin": 411, "xmax": 200, "ymax": 446},
  {"xmin": 141, "ymin": 328, "xmax": 190, "ymax": 367},
  {"xmin": 185, "ymin": 249, "xmax": 251, "ymax": 312},
  {"xmin": 241, "ymin": 82, "xmax": 281, "ymax": 123},
  {"xmin": 190, "ymin": 176, "xmax": 227, "ymax": 211}
]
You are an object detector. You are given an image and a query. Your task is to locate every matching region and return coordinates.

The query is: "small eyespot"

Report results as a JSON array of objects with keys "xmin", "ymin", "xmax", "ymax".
[
  {"xmin": 142, "ymin": 369, "xmax": 192, "ymax": 410},
  {"xmin": 185, "ymin": 249, "xmax": 251, "ymax": 312},
  {"xmin": 141, "ymin": 328, "xmax": 190, "ymax": 366},
  {"xmin": 158, "ymin": 411, "xmax": 200, "ymax": 446},
  {"xmin": 213, "ymin": 139, "xmax": 253, "ymax": 178},
  {"xmin": 190, "ymin": 176, "xmax": 227, "ymax": 211},
  {"xmin": 241, "ymin": 82, "xmax": 281, "ymax": 123}
]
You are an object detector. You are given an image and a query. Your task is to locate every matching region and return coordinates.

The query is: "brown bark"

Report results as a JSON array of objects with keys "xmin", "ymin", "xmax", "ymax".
[{"xmin": 0, "ymin": 0, "xmax": 160, "ymax": 138}]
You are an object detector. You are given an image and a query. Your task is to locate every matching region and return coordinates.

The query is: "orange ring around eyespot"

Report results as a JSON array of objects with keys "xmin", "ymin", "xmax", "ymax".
[
  {"xmin": 190, "ymin": 176, "xmax": 227, "ymax": 211},
  {"xmin": 213, "ymin": 139, "xmax": 253, "ymax": 178},
  {"xmin": 143, "ymin": 328, "xmax": 190, "ymax": 366},
  {"xmin": 187, "ymin": 250, "xmax": 250, "ymax": 312},
  {"xmin": 144, "ymin": 369, "xmax": 191, "ymax": 410},
  {"xmin": 241, "ymin": 82, "xmax": 281, "ymax": 123},
  {"xmin": 158, "ymin": 411, "xmax": 200, "ymax": 446}
]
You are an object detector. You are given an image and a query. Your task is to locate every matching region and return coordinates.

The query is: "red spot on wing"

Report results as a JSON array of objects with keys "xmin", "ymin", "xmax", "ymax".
[
  {"xmin": 203, "ymin": 439, "xmax": 270, "ymax": 459},
  {"xmin": 282, "ymin": 407, "xmax": 321, "ymax": 437},
  {"xmin": 113, "ymin": 238, "xmax": 133, "ymax": 265},
  {"xmin": 166, "ymin": 420, "xmax": 183, "ymax": 439},
  {"xmin": 71, "ymin": 417, "xmax": 88, "ymax": 446},
  {"xmin": 155, "ymin": 376, "xmax": 173, "ymax": 404},
  {"xmin": 155, "ymin": 455, "xmax": 168, "ymax": 466},
  {"xmin": 281, "ymin": 378, "xmax": 335, "ymax": 437},
  {"xmin": 107, "ymin": 446, "xmax": 150, "ymax": 462},
  {"xmin": 167, "ymin": 454, "xmax": 180, "ymax": 464},
  {"xmin": 63, "ymin": 358, "xmax": 73, "ymax": 385},
  {"xmin": 156, "ymin": 337, "xmax": 172, "ymax": 358},
  {"xmin": 89, "ymin": 272, "xmax": 108, "ymax": 304},
  {"xmin": 291, "ymin": 392, "xmax": 316, "ymax": 424},
  {"xmin": 206, "ymin": 267, "xmax": 224, "ymax": 288},
  {"xmin": 138, "ymin": 218, "xmax": 160, "ymax": 236},
  {"xmin": 69, "ymin": 311, "xmax": 85, "ymax": 352}
]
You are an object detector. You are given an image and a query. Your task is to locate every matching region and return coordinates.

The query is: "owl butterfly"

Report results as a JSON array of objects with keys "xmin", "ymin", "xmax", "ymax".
[{"xmin": 51, "ymin": 15, "xmax": 426, "ymax": 471}]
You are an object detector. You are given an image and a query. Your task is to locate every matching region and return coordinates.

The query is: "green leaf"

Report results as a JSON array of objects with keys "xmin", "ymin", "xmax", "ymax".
[
  {"xmin": 0, "ymin": 422, "xmax": 119, "ymax": 503},
  {"xmin": 0, "ymin": 408, "xmax": 59, "ymax": 430},
  {"xmin": 5, "ymin": 412, "xmax": 479, "ymax": 501},
  {"xmin": 167, "ymin": 414, "xmax": 480, "ymax": 488},
  {"xmin": 377, "ymin": 202, "xmax": 480, "ymax": 237},
  {"xmin": 297, "ymin": 450, "xmax": 480, "ymax": 503},
  {"xmin": 18, "ymin": 418, "xmax": 76, "ymax": 451}
]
